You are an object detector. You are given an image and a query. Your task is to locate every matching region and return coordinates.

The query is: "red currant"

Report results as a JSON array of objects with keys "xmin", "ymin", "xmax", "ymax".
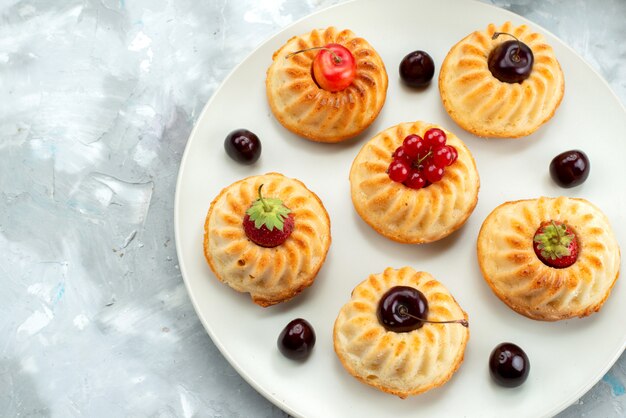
[
  {"xmin": 448, "ymin": 146, "xmax": 458, "ymax": 165},
  {"xmin": 392, "ymin": 147, "xmax": 412, "ymax": 163},
  {"xmin": 404, "ymin": 170, "xmax": 426, "ymax": 189},
  {"xmin": 424, "ymin": 128, "xmax": 447, "ymax": 148},
  {"xmin": 402, "ymin": 134, "xmax": 425, "ymax": 158},
  {"xmin": 433, "ymin": 146, "xmax": 453, "ymax": 168},
  {"xmin": 388, "ymin": 160, "xmax": 410, "ymax": 183},
  {"xmin": 424, "ymin": 163, "xmax": 444, "ymax": 183}
]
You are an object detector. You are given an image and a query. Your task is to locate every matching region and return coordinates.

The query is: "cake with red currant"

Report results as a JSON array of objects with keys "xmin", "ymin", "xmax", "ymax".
[
  {"xmin": 477, "ymin": 196, "xmax": 620, "ymax": 320},
  {"xmin": 439, "ymin": 22, "xmax": 564, "ymax": 138},
  {"xmin": 349, "ymin": 121, "xmax": 479, "ymax": 244},
  {"xmin": 333, "ymin": 267, "xmax": 469, "ymax": 398},
  {"xmin": 204, "ymin": 173, "xmax": 331, "ymax": 307},
  {"xmin": 266, "ymin": 27, "xmax": 388, "ymax": 143}
]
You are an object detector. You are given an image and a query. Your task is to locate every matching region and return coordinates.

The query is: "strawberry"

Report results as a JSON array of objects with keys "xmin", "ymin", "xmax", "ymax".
[
  {"xmin": 532, "ymin": 221, "xmax": 578, "ymax": 269},
  {"xmin": 242, "ymin": 184, "xmax": 294, "ymax": 248}
]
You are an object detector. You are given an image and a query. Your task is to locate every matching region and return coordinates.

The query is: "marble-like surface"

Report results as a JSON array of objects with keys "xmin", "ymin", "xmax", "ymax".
[{"xmin": 1, "ymin": 0, "xmax": 624, "ymax": 416}]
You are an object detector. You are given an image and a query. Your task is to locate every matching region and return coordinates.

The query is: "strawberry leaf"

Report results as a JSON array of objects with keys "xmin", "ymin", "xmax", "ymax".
[
  {"xmin": 245, "ymin": 184, "xmax": 291, "ymax": 231},
  {"xmin": 533, "ymin": 221, "xmax": 574, "ymax": 260}
]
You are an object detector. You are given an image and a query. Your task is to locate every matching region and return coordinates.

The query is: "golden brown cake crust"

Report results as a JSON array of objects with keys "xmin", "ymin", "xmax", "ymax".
[
  {"xmin": 439, "ymin": 22, "xmax": 565, "ymax": 138},
  {"xmin": 349, "ymin": 121, "xmax": 480, "ymax": 244},
  {"xmin": 477, "ymin": 197, "xmax": 620, "ymax": 320},
  {"xmin": 204, "ymin": 173, "xmax": 331, "ymax": 307},
  {"xmin": 266, "ymin": 27, "xmax": 388, "ymax": 143},
  {"xmin": 333, "ymin": 267, "xmax": 469, "ymax": 398}
]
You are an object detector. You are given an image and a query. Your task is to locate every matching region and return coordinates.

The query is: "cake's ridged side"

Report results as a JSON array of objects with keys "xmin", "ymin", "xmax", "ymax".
[
  {"xmin": 477, "ymin": 197, "xmax": 621, "ymax": 320},
  {"xmin": 334, "ymin": 267, "xmax": 469, "ymax": 398},
  {"xmin": 350, "ymin": 121, "xmax": 480, "ymax": 243},
  {"xmin": 439, "ymin": 22, "xmax": 565, "ymax": 138},
  {"xmin": 205, "ymin": 173, "xmax": 331, "ymax": 306},
  {"xmin": 267, "ymin": 27, "xmax": 388, "ymax": 143}
]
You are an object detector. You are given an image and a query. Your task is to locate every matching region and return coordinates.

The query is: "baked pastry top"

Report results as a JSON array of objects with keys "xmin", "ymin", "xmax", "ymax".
[
  {"xmin": 439, "ymin": 22, "xmax": 565, "ymax": 138},
  {"xmin": 334, "ymin": 267, "xmax": 469, "ymax": 398},
  {"xmin": 350, "ymin": 121, "xmax": 479, "ymax": 244},
  {"xmin": 204, "ymin": 173, "xmax": 331, "ymax": 307},
  {"xmin": 266, "ymin": 27, "xmax": 388, "ymax": 143},
  {"xmin": 477, "ymin": 196, "xmax": 620, "ymax": 321}
]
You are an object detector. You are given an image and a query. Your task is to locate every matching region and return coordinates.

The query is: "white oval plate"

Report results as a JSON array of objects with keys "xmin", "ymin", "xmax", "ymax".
[{"xmin": 174, "ymin": 0, "xmax": 626, "ymax": 416}]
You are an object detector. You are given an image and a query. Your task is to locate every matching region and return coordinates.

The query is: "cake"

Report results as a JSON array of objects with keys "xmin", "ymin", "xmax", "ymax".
[
  {"xmin": 266, "ymin": 26, "xmax": 388, "ymax": 143},
  {"xmin": 204, "ymin": 172, "xmax": 331, "ymax": 306},
  {"xmin": 334, "ymin": 267, "xmax": 469, "ymax": 398},
  {"xmin": 350, "ymin": 121, "xmax": 479, "ymax": 243},
  {"xmin": 439, "ymin": 21, "xmax": 564, "ymax": 138},
  {"xmin": 477, "ymin": 196, "xmax": 620, "ymax": 320}
]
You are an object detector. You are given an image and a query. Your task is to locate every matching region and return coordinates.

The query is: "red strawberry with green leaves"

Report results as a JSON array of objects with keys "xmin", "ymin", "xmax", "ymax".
[
  {"xmin": 532, "ymin": 220, "xmax": 578, "ymax": 269},
  {"xmin": 243, "ymin": 184, "xmax": 294, "ymax": 248}
]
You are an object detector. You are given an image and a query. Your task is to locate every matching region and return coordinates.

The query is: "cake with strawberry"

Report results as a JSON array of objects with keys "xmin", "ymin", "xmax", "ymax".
[
  {"xmin": 350, "ymin": 121, "xmax": 480, "ymax": 244},
  {"xmin": 477, "ymin": 196, "xmax": 620, "ymax": 320},
  {"xmin": 266, "ymin": 26, "xmax": 388, "ymax": 143},
  {"xmin": 333, "ymin": 267, "xmax": 469, "ymax": 398},
  {"xmin": 439, "ymin": 22, "xmax": 564, "ymax": 138},
  {"xmin": 204, "ymin": 173, "xmax": 331, "ymax": 307}
]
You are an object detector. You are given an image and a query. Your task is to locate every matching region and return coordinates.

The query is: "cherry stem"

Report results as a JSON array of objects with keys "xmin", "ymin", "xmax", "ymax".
[
  {"xmin": 257, "ymin": 184, "xmax": 271, "ymax": 212},
  {"xmin": 397, "ymin": 305, "xmax": 469, "ymax": 328},
  {"xmin": 492, "ymin": 31, "xmax": 522, "ymax": 63},
  {"xmin": 285, "ymin": 46, "xmax": 342, "ymax": 64}
]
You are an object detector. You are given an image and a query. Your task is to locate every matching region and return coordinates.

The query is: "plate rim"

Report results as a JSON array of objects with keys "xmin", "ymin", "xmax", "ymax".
[{"xmin": 174, "ymin": 1, "xmax": 626, "ymax": 417}]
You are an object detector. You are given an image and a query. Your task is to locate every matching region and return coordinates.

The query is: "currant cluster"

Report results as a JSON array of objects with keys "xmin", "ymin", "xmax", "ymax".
[{"xmin": 387, "ymin": 128, "xmax": 458, "ymax": 189}]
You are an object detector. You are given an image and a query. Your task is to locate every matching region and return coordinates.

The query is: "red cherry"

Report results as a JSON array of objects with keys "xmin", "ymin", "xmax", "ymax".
[
  {"xmin": 489, "ymin": 342, "xmax": 530, "ymax": 387},
  {"xmin": 402, "ymin": 134, "xmax": 426, "ymax": 158},
  {"xmin": 311, "ymin": 43, "xmax": 356, "ymax": 92},
  {"xmin": 549, "ymin": 150, "xmax": 590, "ymax": 188},
  {"xmin": 433, "ymin": 146, "xmax": 453, "ymax": 168},
  {"xmin": 424, "ymin": 163, "xmax": 444, "ymax": 183},
  {"xmin": 388, "ymin": 160, "xmax": 410, "ymax": 183},
  {"xmin": 488, "ymin": 33, "xmax": 534, "ymax": 84},
  {"xmin": 424, "ymin": 128, "xmax": 447, "ymax": 148},
  {"xmin": 404, "ymin": 170, "xmax": 426, "ymax": 189},
  {"xmin": 278, "ymin": 318, "xmax": 316, "ymax": 360}
]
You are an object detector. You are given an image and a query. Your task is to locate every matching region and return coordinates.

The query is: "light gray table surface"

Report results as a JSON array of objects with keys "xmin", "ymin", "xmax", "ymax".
[{"xmin": 1, "ymin": 0, "xmax": 624, "ymax": 416}]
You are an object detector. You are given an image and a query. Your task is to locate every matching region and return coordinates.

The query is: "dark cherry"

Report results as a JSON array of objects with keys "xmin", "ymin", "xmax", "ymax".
[
  {"xmin": 277, "ymin": 318, "xmax": 316, "ymax": 360},
  {"xmin": 488, "ymin": 33, "xmax": 534, "ymax": 84},
  {"xmin": 377, "ymin": 286, "xmax": 428, "ymax": 332},
  {"xmin": 489, "ymin": 342, "xmax": 530, "ymax": 387},
  {"xmin": 399, "ymin": 50, "xmax": 435, "ymax": 87},
  {"xmin": 549, "ymin": 150, "xmax": 590, "ymax": 188},
  {"xmin": 224, "ymin": 129, "xmax": 261, "ymax": 164}
]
